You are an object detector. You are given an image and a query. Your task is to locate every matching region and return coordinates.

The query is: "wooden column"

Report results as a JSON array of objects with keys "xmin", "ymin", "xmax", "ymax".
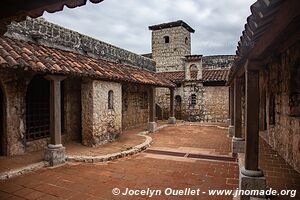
[
  {"xmin": 229, "ymin": 83, "xmax": 234, "ymax": 126},
  {"xmin": 148, "ymin": 86, "xmax": 157, "ymax": 132},
  {"xmin": 244, "ymin": 69, "xmax": 260, "ymax": 171},
  {"xmin": 228, "ymin": 83, "xmax": 235, "ymax": 137},
  {"xmin": 44, "ymin": 75, "xmax": 66, "ymax": 166},
  {"xmin": 45, "ymin": 75, "xmax": 65, "ymax": 146},
  {"xmin": 149, "ymin": 86, "xmax": 155, "ymax": 122},
  {"xmin": 234, "ymin": 78, "xmax": 242, "ymax": 139},
  {"xmin": 168, "ymin": 88, "xmax": 176, "ymax": 124}
]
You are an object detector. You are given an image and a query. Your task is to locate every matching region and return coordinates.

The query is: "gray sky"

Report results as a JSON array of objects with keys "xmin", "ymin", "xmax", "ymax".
[{"xmin": 43, "ymin": 0, "xmax": 255, "ymax": 56}]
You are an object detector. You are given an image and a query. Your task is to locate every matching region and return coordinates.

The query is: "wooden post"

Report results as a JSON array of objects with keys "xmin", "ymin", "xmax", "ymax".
[
  {"xmin": 44, "ymin": 75, "xmax": 66, "ymax": 166},
  {"xmin": 148, "ymin": 86, "xmax": 157, "ymax": 132},
  {"xmin": 168, "ymin": 88, "xmax": 176, "ymax": 124},
  {"xmin": 244, "ymin": 69, "xmax": 260, "ymax": 171}
]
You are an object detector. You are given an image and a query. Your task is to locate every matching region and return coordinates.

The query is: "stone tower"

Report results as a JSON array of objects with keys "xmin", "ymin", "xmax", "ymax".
[{"xmin": 149, "ymin": 20, "xmax": 195, "ymax": 72}]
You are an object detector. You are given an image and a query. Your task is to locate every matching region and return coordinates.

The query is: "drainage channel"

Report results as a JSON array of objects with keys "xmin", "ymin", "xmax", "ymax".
[{"xmin": 144, "ymin": 149, "xmax": 237, "ymax": 163}]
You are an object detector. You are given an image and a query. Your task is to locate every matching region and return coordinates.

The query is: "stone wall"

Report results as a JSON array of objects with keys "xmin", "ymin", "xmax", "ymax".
[
  {"xmin": 264, "ymin": 42, "xmax": 300, "ymax": 172},
  {"xmin": 202, "ymin": 86, "xmax": 229, "ymax": 122},
  {"xmin": 122, "ymin": 84, "xmax": 149, "ymax": 130},
  {"xmin": 6, "ymin": 17, "xmax": 156, "ymax": 72},
  {"xmin": 81, "ymin": 80, "xmax": 122, "ymax": 147},
  {"xmin": 156, "ymin": 83, "xmax": 229, "ymax": 122},
  {"xmin": 202, "ymin": 55, "xmax": 235, "ymax": 69},
  {"xmin": 152, "ymin": 26, "xmax": 191, "ymax": 72},
  {"xmin": 0, "ymin": 69, "xmax": 32, "ymax": 155},
  {"xmin": 64, "ymin": 78, "xmax": 82, "ymax": 142}
]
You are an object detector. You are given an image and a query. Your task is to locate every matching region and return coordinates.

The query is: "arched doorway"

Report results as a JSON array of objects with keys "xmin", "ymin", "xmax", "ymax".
[
  {"xmin": 175, "ymin": 95, "xmax": 182, "ymax": 120},
  {"xmin": 26, "ymin": 76, "xmax": 50, "ymax": 141},
  {"xmin": 0, "ymin": 85, "xmax": 4, "ymax": 155}
]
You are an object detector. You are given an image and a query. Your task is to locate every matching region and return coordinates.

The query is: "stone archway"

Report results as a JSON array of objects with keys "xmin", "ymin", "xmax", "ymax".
[
  {"xmin": 175, "ymin": 95, "xmax": 182, "ymax": 120},
  {"xmin": 0, "ymin": 84, "xmax": 4, "ymax": 155}
]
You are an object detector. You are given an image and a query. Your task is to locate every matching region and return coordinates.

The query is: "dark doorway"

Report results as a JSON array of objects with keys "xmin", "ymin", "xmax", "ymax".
[
  {"xmin": 0, "ymin": 85, "xmax": 4, "ymax": 155},
  {"xmin": 26, "ymin": 76, "xmax": 50, "ymax": 141},
  {"xmin": 175, "ymin": 95, "xmax": 182, "ymax": 120}
]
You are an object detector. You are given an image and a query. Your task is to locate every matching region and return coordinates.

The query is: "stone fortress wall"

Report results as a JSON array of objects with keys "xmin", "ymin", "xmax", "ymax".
[{"xmin": 6, "ymin": 17, "xmax": 156, "ymax": 72}]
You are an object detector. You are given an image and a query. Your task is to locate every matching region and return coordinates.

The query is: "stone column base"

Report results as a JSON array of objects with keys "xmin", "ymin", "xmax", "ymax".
[
  {"xmin": 44, "ymin": 144, "xmax": 66, "ymax": 166},
  {"xmin": 228, "ymin": 125, "xmax": 234, "ymax": 137},
  {"xmin": 232, "ymin": 137, "xmax": 245, "ymax": 154},
  {"xmin": 147, "ymin": 122, "xmax": 157, "ymax": 133},
  {"xmin": 168, "ymin": 117, "xmax": 176, "ymax": 124},
  {"xmin": 239, "ymin": 167, "xmax": 266, "ymax": 200}
]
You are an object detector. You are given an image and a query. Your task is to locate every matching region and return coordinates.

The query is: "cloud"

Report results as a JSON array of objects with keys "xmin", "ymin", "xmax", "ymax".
[{"xmin": 43, "ymin": 0, "xmax": 255, "ymax": 55}]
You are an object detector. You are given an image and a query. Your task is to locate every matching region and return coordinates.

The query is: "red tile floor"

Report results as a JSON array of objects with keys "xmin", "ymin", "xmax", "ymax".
[{"xmin": 0, "ymin": 124, "xmax": 299, "ymax": 200}]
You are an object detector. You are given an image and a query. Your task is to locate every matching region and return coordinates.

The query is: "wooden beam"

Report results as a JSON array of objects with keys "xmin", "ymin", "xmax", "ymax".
[{"xmin": 251, "ymin": 0, "xmax": 300, "ymax": 59}]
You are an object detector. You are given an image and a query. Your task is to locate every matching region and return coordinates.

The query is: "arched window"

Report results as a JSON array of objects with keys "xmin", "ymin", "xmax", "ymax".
[
  {"xmin": 190, "ymin": 64, "xmax": 198, "ymax": 71},
  {"xmin": 108, "ymin": 90, "xmax": 114, "ymax": 109},
  {"xmin": 190, "ymin": 64, "xmax": 198, "ymax": 80},
  {"xmin": 164, "ymin": 36, "xmax": 170, "ymax": 44},
  {"xmin": 185, "ymin": 37, "xmax": 189, "ymax": 45}
]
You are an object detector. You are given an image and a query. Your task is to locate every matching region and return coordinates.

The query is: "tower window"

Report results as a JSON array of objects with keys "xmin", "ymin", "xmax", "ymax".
[
  {"xmin": 164, "ymin": 36, "xmax": 170, "ymax": 43},
  {"xmin": 108, "ymin": 90, "xmax": 114, "ymax": 109},
  {"xmin": 185, "ymin": 37, "xmax": 188, "ymax": 45},
  {"xmin": 190, "ymin": 94, "xmax": 197, "ymax": 108}
]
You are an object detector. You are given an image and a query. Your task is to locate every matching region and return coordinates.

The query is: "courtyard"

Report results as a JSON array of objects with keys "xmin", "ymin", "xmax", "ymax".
[{"xmin": 0, "ymin": 124, "xmax": 299, "ymax": 200}]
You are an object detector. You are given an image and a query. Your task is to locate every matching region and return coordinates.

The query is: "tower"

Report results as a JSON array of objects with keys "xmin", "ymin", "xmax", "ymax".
[{"xmin": 149, "ymin": 20, "xmax": 195, "ymax": 72}]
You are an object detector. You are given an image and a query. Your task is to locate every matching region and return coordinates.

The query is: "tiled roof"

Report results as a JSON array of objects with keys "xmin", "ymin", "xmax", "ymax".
[
  {"xmin": 149, "ymin": 20, "xmax": 195, "ymax": 33},
  {"xmin": 157, "ymin": 69, "xmax": 229, "ymax": 83},
  {"xmin": 0, "ymin": 36, "xmax": 174, "ymax": 87},
  {"xmin": 235, "ymin": 0, "xmax": 283, "ymax": 58}
]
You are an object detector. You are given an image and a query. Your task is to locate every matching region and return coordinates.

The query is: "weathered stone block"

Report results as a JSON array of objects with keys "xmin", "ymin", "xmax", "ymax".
[
  {"xmin": 148, "ymin": 122, "xmax": 157, "ymax": 133},
  {"xmin": 44, "ymin": 145, "xmax": 65, "ymax": 166},
  {"xmin": 168, "ymin": 117, "xmax": 176, "ymax": 124},
  {"xmin": 232, "ymin": 137, "xmax": 245, "ymax": 154},
  {"xmin": 228, "ymin": 125, "xmax": 234, "ymax": 137},
  {"xmin": 239, "ymin": 168, "xmax": 266, "ymax": 200}
]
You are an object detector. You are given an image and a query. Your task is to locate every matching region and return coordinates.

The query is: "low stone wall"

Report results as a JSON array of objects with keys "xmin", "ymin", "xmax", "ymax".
[
  {"xmin": 6, "ymin": 17, "xmax": 156, "ymax": 72},
  {"xmin": 122, "ymin": 84, "xmax": 150, "ymax": 130},
  {"xmin": 81, "ymin": 80, "xmax": 122, "ymax": 147}
]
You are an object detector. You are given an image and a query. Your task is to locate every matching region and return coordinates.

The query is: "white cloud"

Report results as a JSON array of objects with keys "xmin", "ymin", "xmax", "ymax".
[{"xmin": 43, "ymin": 0, "xmax": 255, "ymax": 55}]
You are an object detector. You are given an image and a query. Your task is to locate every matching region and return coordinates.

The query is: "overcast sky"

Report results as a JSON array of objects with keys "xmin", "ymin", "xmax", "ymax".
[{"xmin": 43, "ymin": 0, "xmax": 255, "ymax": 56}]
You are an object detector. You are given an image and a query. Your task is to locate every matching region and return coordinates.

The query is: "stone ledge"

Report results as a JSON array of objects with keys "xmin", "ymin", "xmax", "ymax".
[
  {"xmin": 0, "ymin": 161, "xmax": 48, "ymax": 180},
  {"xmin": 66, "ymin": 134, "xmax": 153, "ymax": 163},
  {"xmin": 175, "ymin": 122, "xmax": 229, "ymax": 130}
]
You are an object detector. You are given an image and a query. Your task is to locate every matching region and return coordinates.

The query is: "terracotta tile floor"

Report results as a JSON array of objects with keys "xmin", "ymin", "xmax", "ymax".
[
  {"xmin": 1, "ymin": 124, "xmax": 299, "ymax": 200},
  {"xmin": 0, "ymin": 151, "xmax": 44, "ymax": 173},
  {"xmin": 0, "ymin": 124, "xmax": 239, "ymax": 200},
  {"xmin": 150, "ymin": 124, "xmax": 232, "ymax": 156},
  {"xmin": 0, "ymin": 125, "xmax": 150, "ymax": 173},
  {"xmin": 259, "ymin": 138, "xmax": 300, "ymax": 200}
]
